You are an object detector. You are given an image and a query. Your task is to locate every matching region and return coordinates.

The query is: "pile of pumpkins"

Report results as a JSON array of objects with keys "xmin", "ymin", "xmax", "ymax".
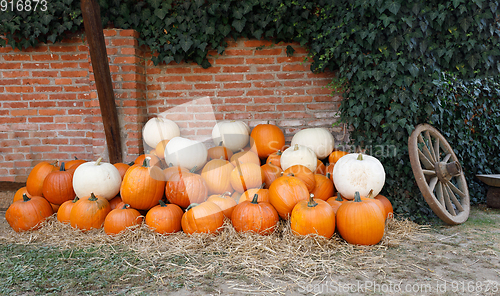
[{"xmin": 6, "ymin": 118, "xmax": 393, "ymax": 246}]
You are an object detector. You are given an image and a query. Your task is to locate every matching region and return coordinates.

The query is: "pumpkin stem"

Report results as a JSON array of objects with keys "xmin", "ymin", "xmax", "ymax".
[
  {"xmin": 185, "ymin": 203, "xmax": 199, "ymax": 211},
  {"xmin": 354, "ymin": 191, "xmax": 362, "ymax": 202},
  {"xmin": 218, "ymin": 141, "xmax": 224, "ymax": 147},
  {"xmin": 142, "ymin": 157, "xmax": 150, "ymax": 168},
  {"xmin": 251, "ymin": 193, "xmax": 259, "ymax": 204},
  {"xmin": 122, "ymin": 204, "xmax": 130, "ymax": 210},
  {"xmin": 72, "ymin": 196, "xmax": 80, "ymax": 203},
  {"xmin": 50, "ymin": 160, "xmax": 59, "ymax": 167},
  {"xmin": 307, "ymin": 193, "xmax": 318, "ymax": 207},
  {"xmin": 293, "ymin": 144, "xmax": 299, "ymax": 151},
  {"xmin": 189, "ymin": 166, "xmax": 198, "ymax": 173},
  {"xmin": 74, "ymin": 156, "xmax": 78, "ymax": 160},
  {"xmin": 336, "ymin": 192, "xmax": 344, "ymax": 202},
  {"xmin": 22, "ymin": 193, "xmax": 31, "ymax": 202},
  {"xmin": 276, "ymin": 150, "xmax": 282, "ymax": 156},
  {"xmin": 95, "ymin": 157, "xmax": 103, "ymax": 165},
  {"xmin": 221, "ymin": 191, "xmax": 232, "ymax": 198},
  {"xmin": 326, "ymin": 172, "xmax": 331, "ymax": 179},
  {"xmin": 357, "ymin": 154, "xmax": 363, "ymax": 161},
  {"xmin": 366, "ymin": 189, "xmax": 374, "ymax": 199},
  {"xmin": 60, "ymin": 162, "xmax": 66, "ymax": 171},
  {"xmin": 158, "ymin": 200, "xmax": 167, "ymax": 207},
  {"xmin": 259, "ymin": 183, "xmax": 266, "ymax": 189},
  {"xmin": 89, "ymin": 192, "xmax": 98, "ymax": 201},
  {"xmin": 127, "ymin": 161, "xmax": 135, "ymax": 166}
]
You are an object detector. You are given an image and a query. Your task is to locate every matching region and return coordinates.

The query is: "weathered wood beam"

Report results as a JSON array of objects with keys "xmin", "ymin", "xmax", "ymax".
[{"xmin": 81, "ymin": 0, "xmax": 122, "ymax": 163}]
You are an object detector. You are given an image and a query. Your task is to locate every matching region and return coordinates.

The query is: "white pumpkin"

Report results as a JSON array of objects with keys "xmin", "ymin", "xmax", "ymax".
[
  {"xmin": 280, "ymin": 144, "xmax": 317, "ymax": 172},
  {"xmin": 212, "ymin": 120, "xmax": 250, "ymax": 152},
  {"xmin": 291, "ymin": 128, "xmax": 335, "ymax": 159},
  {"xmin": 332, "ymin": 153, "xmax": 385, "ymax": 200},
  {"xmin": 142, "ymin": 117, "xmax": 180, "ymax": 148},
  {"xmin": 164, "ymin": 136, "xmax": 207, "ymax": 170},
  {"xmin": 72, "ymin": 157, "xmax": 122, "ymax": 200}
]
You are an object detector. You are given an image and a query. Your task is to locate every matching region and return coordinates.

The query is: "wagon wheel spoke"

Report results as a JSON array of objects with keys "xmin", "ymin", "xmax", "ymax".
[
  {"xmin": 408, "ymin": 123, "xmax": 470, "ymax": 225},
  {"xmin": 444, "ymin": 182, "xmax": 464, "ymax": 212},
  {"xmin": 418, "ymin": 133, "xmax": 436, "ymax": 164}
]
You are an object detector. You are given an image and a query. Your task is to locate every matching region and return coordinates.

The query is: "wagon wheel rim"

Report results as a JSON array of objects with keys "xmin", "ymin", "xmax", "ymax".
[{"xmin": 408, "ymin": 123, "xmax": 470, "ymax": 225}]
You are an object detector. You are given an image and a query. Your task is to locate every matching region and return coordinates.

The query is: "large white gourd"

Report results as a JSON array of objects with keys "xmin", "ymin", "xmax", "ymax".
[
  {"xmin": 280, "ymin": 144, "xmax": 317, "ymax": 172},
  {"xmin": 164, "ymin": 137, "xmax": 207, "ymax": 170},
  {"xmin": 72, "ymin": 157, "xmax": 122, "ymax": 200},
  {"xmin": 291, "ymin": 128, "xmax": 335, "ymax": 159},
  {"xmin": 212, "ymin": 120, "xmax": 250, "ymax": 152},
  {"xmin": 332, "ymin": 153, "xmax": 385, "ymax": 200},
  {"xmin": 142, "ymin": 117, "xmax": 180, "ymax": 148}
]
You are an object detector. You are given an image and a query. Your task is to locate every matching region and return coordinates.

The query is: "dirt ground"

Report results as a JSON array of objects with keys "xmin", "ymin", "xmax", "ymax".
[{"xmin": 1, "ymin": 182, "xmax": 499, "ymax": 295}]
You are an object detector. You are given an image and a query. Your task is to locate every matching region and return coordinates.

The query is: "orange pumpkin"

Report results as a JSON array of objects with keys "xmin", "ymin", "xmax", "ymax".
[
  {"xmin": 260, "ymin": 163, "xmax": 282, "ymax": 189},
  {"xmin": 207, "ymin": 141, "xmax": 233, "ymax": 161},
  {"xmin": 201, "ymin": 159, "xmax": 234, "ymax": 195},
  {"xmin": 328, "ymin": 150, "xmax": 349, "ymax": 164},
  {"xmin": 109, "ymin": 195, "xmax": 123, "ymax": 210},
  {"xmin": 120, "ymin": 158, "xmax": 166, "ymax": 210},
  {"xmin": 26, "ymin": 161, "xmax": 59, "ymax": 197},
  {"xmin": 374, "ymin": 194, "xmax": 394, "ymax": 219},
  {"xmin": 165, "ymin": 169, "xmax": 208, "ymax": 209},
  {"xmin": 231, "ymin": 193, "xmax": 279, "ymax": 235},
  {"xmin": 336, "ymin": 192, "xmax": 385, "ymax": 245},
  {"xmin": 206, "ymin": 192, "xmax": 237, "ymax": 218},
  {"xmin": 230, "ymin": 150, "xmax": 261, "ymax": 167},
  {"xmin": 291, "ymin": 194, "xmax": 336, "ymax": 238},
  {"xmin": 230, "ymin": 162, "xmax": 264, "ymax": 193},
  {"xmin": 64, "ymin": 157, "xmax": 86, "ymax": 170},
  {"xmin": 13, "ymin": 187, "xmax": 31, "ymax": 203},
  {"xmin": 155, "ymin": 139, "xmax": 170, "ymax": 159},
  {"xmin": 113, "ymin": 162, "xmax": 131, "ymax": 180},
  {"xmin": 57, "ymin": 196, "xmax": 79, "ymax": 224},
  {"xmin": 266, "ymin": 150, "xmax": 282, "ymax": 167},
  {"xmin": 326, "ymin": 193, "xmax": 345, "ymax": 214},
  {"xmin": 250, "ymin": 124, "xmax": 285, "ymax": 159},
  {"xmin": 269, "ymin": 175, "xmax": 309, "ymax": 219},
  {"xmin": 103, "ymin": 204, "xmax": 143, "ymax": 235},
  {"xmin": 134, "ymin": 153, "xmax": 161, "ymax": 166},
  {"xmin": 42, "ymin": 163, "xmax": 76, "ymax": 205},
  {"xmin": 325, "ymin": 163, "xmax": 335, "ymax": 180},
  {"xmin": 181, "ymin": 201, "xmax": 224, "ymax": 234},
  {"xmin": 315, "ymin": 160, "xmax": 326, "ymax": 174},
  {"xmin": 238, "ymin": 184, "xmax": 269, "ymax": 204},
  {"xmin": 283, "ymin": 165, "xmax": 316, "ymax": 192},
  {"xmin": 145, "ymin": 200, "xmax": 183, "ymax": 234},
  {"xmin": 310, "ymin": 174, "xmax": 334, "ymax": 201},
  {"xmin": 70, "ymin": 192, "xmax": 111, "ymax": 231},
  {"xmin": 163, "ymin": 163, "xmax": 189, "ymax": 181},
  {"xmin": 5, "ymin": 194, "xmax": 54, "ymax": 232}
]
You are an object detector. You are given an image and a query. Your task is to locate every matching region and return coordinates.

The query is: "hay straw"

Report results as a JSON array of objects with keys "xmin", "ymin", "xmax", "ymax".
[{"xmin": 0, "ymin": 215, "xmax": 424, "ymax": 292}]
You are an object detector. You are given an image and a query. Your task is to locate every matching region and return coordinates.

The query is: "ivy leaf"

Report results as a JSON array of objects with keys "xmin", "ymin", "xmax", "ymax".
[
  {"xmin": 179, "ymin": 37, "xmax": 194, "ymax": 52},
  {"xmin": 205, "ymin": 26, "xmax": 215, "ymax": 35},
  {"xmin": 155, "ymin": 8, "xmax": 168, "ymax": 20},
  {"xmin": 232, "ymin": 19, "xmax": 246, "ymax": 33},
  {"xmin": 149, "ymin": 0, "xmax": 162, "ymax": 9},
  {"xmin": 162, "ymin": 55, "xmax": 174, "ymax": 64},
  {"xmin": 41, "ymin": 14, "xmax": 53, "ymax": 26},
  {"xmin": 388, "ymin": 2, "xmax": 401, "ymax": 15}
]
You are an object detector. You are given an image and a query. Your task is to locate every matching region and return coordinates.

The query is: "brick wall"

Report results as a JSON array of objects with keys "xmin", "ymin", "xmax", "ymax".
[{"xmin": 0, "ymin": 29, "xmax": 340, "ymax": 182}]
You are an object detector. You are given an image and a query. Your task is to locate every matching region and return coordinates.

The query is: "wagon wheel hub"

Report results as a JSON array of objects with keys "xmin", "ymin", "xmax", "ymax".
[{"xmin": 408, "ymin": 123, "xmax": 470, "ymax": 225}]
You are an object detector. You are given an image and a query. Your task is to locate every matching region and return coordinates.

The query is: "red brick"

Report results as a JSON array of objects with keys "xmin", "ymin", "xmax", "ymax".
[
  {"xmin": 247, "ymin": 74, "xmax": 275, "ymax": 80},
  {"xmin": 32, "ymin": 54, "xmax": 60, "ymax": 61},
  {"xmin": 23, "ymin": 78, "xmax": 51, "ymax": 85},
  {"xmin": 225, "ymin": 113, "xmax": 251, "ymax": 120},
  {"xmin": 217, "ymin": 105, "xmax": 245, "ymax": 112},
  {"xmin": 254, "ymin": 81, "xmax": 282, "ymax": 88},
  {"xmin": 0, "ymin": 79, "xmax": 21, "ymax": 85},
  {"xmin": 247, "ymin": 105, "xmax": 275, "ymax": 112},
  {"xmin": 112, "ymin": 38, "xmax": 138, "ymax": 47},
  {"xmin": 222, "ymin": 66, "xmax": 250, "ymax": 73},
  {"xmin": 283, "ymin": 64, "xmax": 309, "ymax": 72},
  {"xmin": 30, "ymin": 101, "xmax": 54, "ymax": 108},
  {"xmin": 217, "ymin": 90, "xmax": 244, "ymax": 97},
  {"xmin": 244, "ymin": 40, "xmax": 274, "ymax": 47},
  {"xmin": 256, "ymin": 65, "xmax": 280, "ymax": 72},
  {"xmin": 225, "ymin": 97, "xmax": 252, "ymax": 104},
  {"xmin": 277, "ymin": 73, "xmax": 306, "ymax": 79},
  {"xmin": 306, "ymin": 88, "xmax": 334, "ymax": 95},
  {"xmin": 2, "ymin": 71, "xmax": 29, "ymax": 78},
  {"xmin": 0, "ymin": 63, "xmax": 21, "ymax": 69},
  {"xmin": 60, "ymin": 70, "xmax": 87, "ymax": 77},
  {"xmin": 223, "ymin": 82, "xmax": 250, "ymax": 89},
  {"xmin": 247, "ymin": 58, "xmax": 274, "ymax": 64},
  {"xmin": 193, "ymin": 66, "xmax": 221, "ymax": 74},
  {"xmin": 257, "ymin": 48, "xmax": 283, "ymax": 55},
  {"xmin": 10, "ymin": 109, "xmax": 37, "ymax": 116},
  {"xmin": 114, "ymin": 56, "xmax": 141, "ymax": 64},
  {"xmin": 184, "ymin": 75, "xmax": 213, "ymax": 82},
  {"xmin": 60, "ymin": 54, "xmax": 88, "ymax": 61},
  {"xmin": 277, "ymin": 89, "xmax": 305, "ymax": 96},
  {"xmin": 119, "ymin": 30, "xmax": 140, "ymax": 38},
  {"xmin": 35, "ymin": 86, "xmax": 63, "ymax": 92},
  {"xmin": 165, "ymin": 67, "xmax": 192, "ymax": 74},
  {"xmin": 224, "ymin": 49, "xmax": 253, "ymax": 56},
  {"xmin": 2, "ymin": 55, "xmax": 31, "ymax": 61},
  {"xmin": 284, "ymin": 96, "xmax": 313, "ymax": 103},
  {"xmin": 103, "ymin": 30, "xmax": 117, "ymax": 37},
  {"xmin": 214, "ymin": 58, "xmax": 245, "ymax": 65},
  {"xmin": 39, "ymin": 109, "xmax": 65, "ymax": 116},
  {"xmin": 284, "ymin": 80, "xmax": 312, "ymax": 87},
  {"xmin": 194, "ymin": 83, "xmax": 221, "ymax": 90},
  {"xmin": 29, "ymin": 117, "xmax": 55, "ymax": 123},
  {"xmin": 247, "ymin": 89, "xmax": 275, "ymax": 96},
  {"xmin": 32, "ymin": 71, "xmax": 58, "ymax": 77},
  {"xmin": 5, "ymin": 86, "xmax": 33, "ymax": 93},
  {"xmin": 254, "ymin": 97, "xmax": 281, "ymax": 104},
  {"xmin": 50, "ymin": 45, "xmax": 78, "ymax": 52}
]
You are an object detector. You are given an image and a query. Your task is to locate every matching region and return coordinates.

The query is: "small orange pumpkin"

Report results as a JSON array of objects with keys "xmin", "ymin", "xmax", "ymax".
[
  {"xmin": 201, "ymin": 159, "xmax": 234, "ymax": 195},
  {"xmin": 261, "ymin": 163, "xmax": 282, "ymax": 189},
  {"xmin": 231, "ymin": 193, "xmax": 279, "ymax": 235},
  {"xmin": 145, "ymin": 200, "xmax": 183, "ymax": 234},
  {"xmin": 250, "ymin": 124, "xmax": 286, "ymax": 159},
  {"xmin": 26, "ymin": 161, "xmax": 59, "ymax": 197},
  {"xmin": 291, "ymin": 194, "xmax": 336, "ymax": 238},
  {"xmin": 165, "ymin": 168, "xmax": 208, "ymax": 209},
  {"xmin": 207, "ymin": 141, "xmax": 233, "ymax": 161},
  {"xmin": 268, "ymin": 175, "xmax": 309, "ymax": 219},
  {"xmin": 229, "ymin": 162, "xmax": 264, "ymax": 193},
  {"xmin": 326, "ymin": 193, "xmax": 345, "ymax": 214},
  {"xmin": 181, "ymin": 201, "xmax": 224, "ymax": 235},
  {"xmin": 328, "ymin": 150, "xmax": 349, "ymax": 164},
  {"xmin": 265, "ymin": 150, "xmax": 282, "ymax": 167},
  {"xmin": 42, "ymin": 162, "xmax": 76, "ymax": 205},
  {"xmin": 206, "ymin": 192, "xmax": 237, "ymax": 218},
  {"xmin": 57, "ymin": 196, "xmax": 80, "ymax": 224},
  {"xmin": 238, "ymin": 184, "xmax": 270, "ymax": 204},
  {"xmin": 310, "ymin": 173, "xmax": 334, "ymax": 201},
  {"xmin": 374, "ymin": 194, "xmax": 394, "ymax": 219},
  {"xmin": 103, "ymin": 204, "xmax": 143, "ymax": 235},
  {"xmin": 113, "ymin": 162, "xmax": 132, "ymax": 180},
  {"xmin": 13, "ymin": 187, "xmax": 31, "ymax": 203},
  {"xmin": 283, "ymin": 165, "xmax": 316, "ymax": 192},
  {"xmin": 5, "ymin": 194, "xmax": 54, "ymax": 232},
  {"xmin": 70, "ymin": 192, "xmax": 111, "ymax": 231}
]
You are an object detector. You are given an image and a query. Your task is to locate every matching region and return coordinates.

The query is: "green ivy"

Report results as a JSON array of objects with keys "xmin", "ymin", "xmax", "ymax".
[{"xmin": 1, "ymin": 0, "xmax": 499, "ymax": 222}]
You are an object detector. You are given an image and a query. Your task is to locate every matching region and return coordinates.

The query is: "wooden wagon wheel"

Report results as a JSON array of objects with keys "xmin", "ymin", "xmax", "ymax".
[{"xmin": 408, "ymin": 123, "xmax": 470, "ymax": 225}]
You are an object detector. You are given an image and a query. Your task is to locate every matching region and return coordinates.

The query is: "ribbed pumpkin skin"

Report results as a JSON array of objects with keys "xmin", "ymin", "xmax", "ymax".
[
  {"xmin": 42, "ymin": 165, "xmax": 76, "ymax": 205},
  {"xmin": 163, "ymin": 164, "xmax": 189, "ymax": 181},
  {"xmin": 283, "ymin": 165, "xmax": 316, "ymax": 192},
  {"xmin": 326, "ymin": 196, "xmax": 344, "ymax": 214},
  {"xmin": 229, "ymin": 162, "xmax": 263, "ymax": 193},
  {"xmin": 268, "ymin": 175, "xmax": 309, "ymax": 220},
  {"xmin": 239, "ymin": 187, "xmax": 269, "ymax": 204},
  {"xmin": 145, "ymin": 202, "xmax": 183, "ymax": 234},
  {"xmin": 165, "ymin": 172, "xmax": 208, "ymax": 209},
  {"xmin": 260, "ymin": 163, "xmax": 282, "ymax": 189},
  {"xmin": 336, "ymin": 198, "xmax": 385, "ymax": 246},
  {"xmin": 113, "ymin": 163, "xmax": 131, "ymax": 180},
  {"xmin": 290, "ymin": 197, "xmax": 335, "ymax": 238},
  {"xmin": 207, "ymin": 144, "xmax": 233, "ymax": 161},
  {"xmin": 103, "ymin": 206, "xmax": 143, "ymax": 235},
  {"xmin": 181, "ymin": 202, "xmax": 224, "ymax": 234},
  {"xmin": 201, "ymin": 159, "xmax": 234, "ymax": 195},
  {"xmin": 206, "ymin": 193, "xmax": 237, "ymax": 218},
  {"xmin": 13, "ymin": 187, "xmax": 30, "ymax": 203},
  {"xmin": 374, "ymin": 194, "xmax": 394, "ymax": 219},
  {"xmin": 26, "ymin": 161, "xmax": 59, "ymax": 197},
  {"xmin": 231, "ymin": 197, "xmax": 279, "ymax": 235},
  {"xmin": 5, "ymin": 195, "xmax": 54, "ymax": 232},
  {"xmin": 57, "ymin": 197, "xmax": 79, "ymax": 224},
  {"xmin": 120, "ymin": 163, "xmax": 166, "ymax": 210},
  {"xmin": 266, "ymin": 150, "xmax": 282, "ymax": 167},
  {"xmin": 230, "ymin": 150, "xmax": 261, "ymax": 167},
  {"xmin": 70, "ymin": 193, "xmax": 111, "ymax": 231},
  {"xmin": 310, "ymin": 174, "xmax": 334, "ymax": 201},
  {"xmin": 250, "ymin": 124, "xmax": 285, "ymax": 159}
]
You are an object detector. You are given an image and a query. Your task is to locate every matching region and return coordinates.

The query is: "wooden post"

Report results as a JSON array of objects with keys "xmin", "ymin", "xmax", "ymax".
[{"xmin": 81, "ymin": 0, "xmax": 123, "ymax": 163}]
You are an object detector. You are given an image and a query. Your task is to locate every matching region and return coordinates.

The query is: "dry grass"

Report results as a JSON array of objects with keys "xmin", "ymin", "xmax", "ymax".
[{"xmin": 0, "ymin": 215, "xmax": 424, "ymax": 293}]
